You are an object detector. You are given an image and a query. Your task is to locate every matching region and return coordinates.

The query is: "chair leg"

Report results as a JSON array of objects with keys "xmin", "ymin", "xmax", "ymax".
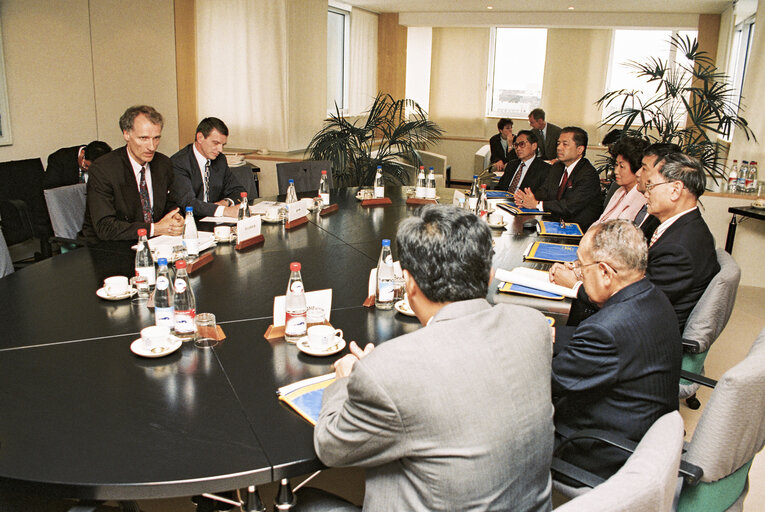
[{"xmin": 685, "ymin": 393, "xmax": 701, "ymax": 410}]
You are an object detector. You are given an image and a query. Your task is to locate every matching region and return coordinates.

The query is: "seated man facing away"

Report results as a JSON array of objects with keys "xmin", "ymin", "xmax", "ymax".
[
  {"xmin": 44, "ymin": 140, "xmax": 112, "ymax": 189},
  {"xmin": 514, "ymin": 126, "xmax": 603, "ymax": 231},
  {"xmin": 311, "ymin": 205, "xmax": 555, "ymax": 512},
  {"xmin": 170, "ymin": 117, "xmax": 245, "ymax": 218},
  {"xmin": 552, "ymin": 220, "xmax": 681, "ymax": 480}
]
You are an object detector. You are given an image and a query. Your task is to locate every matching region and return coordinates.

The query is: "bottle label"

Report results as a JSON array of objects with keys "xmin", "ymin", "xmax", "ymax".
[
  {"xmin": 290, "ymin": 281, "xmax": 304, "ymax": 294},
  {"xmin": 174, "ymin": 279, "xmax": 187, "ymax": 294},
  {"xmin": 320, "ymin": 193, "xmax": 329, "ymax": 205},
  {"xmin": 136, "ymin": 265, "xmax": 156, "ymax": 286},
  {"xmin": 374, "ymin": 186, "xmax": 384, "ymax": 198},
  {"xmin": 285, "ymin": 312, "xmax": 307, "ymax": 336},
  {"xmin": 174, "ymin": 309, "xmax": 196, "ymax": 333},
  {"xmin": 156, "ymin": 275, "xmax": 169, "ymax": 290},
  {"xmin": 377, "ymin": 281, "xmax": 394, "ymax": 302},
  {"xmin": 426, "ymin": 186, "xmax": 436, "ymax": 199},
  {"xmin": 183, "ymin": 238, "xmax": 199, "ymax": 256},
  {"xmin": 155, "ymin": 306, "xmax": 174, "ymax": 327}
]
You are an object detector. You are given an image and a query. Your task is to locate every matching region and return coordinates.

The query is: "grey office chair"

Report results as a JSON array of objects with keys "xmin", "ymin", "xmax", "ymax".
[
  {"xmin": 680, "ymin": 248, "xmax": 741, "ymax": 409},
  {"xmin": 555, "ymin": 411, "xmax": 684, "ymax": 512},
  {"xmin": 230, "ymin": 163, "xmax": 259, "ymax": 199},
  {"xmin": 276, "ymin": 161, "xmax": 332, "ymax": 195},
  {"xmin": 0, "ymin": 229, "xmax": 13, "ymax": 278},
  {"xmin": 44, "ymin": 183, "xmax": 87, "ymax": 241}
]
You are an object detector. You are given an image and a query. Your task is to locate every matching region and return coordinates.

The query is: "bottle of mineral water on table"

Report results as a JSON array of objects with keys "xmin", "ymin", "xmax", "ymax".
[
  {"xmin": 284, "ymin": 262, "xmax": 307, "ymax": 342},
  {"xmin": 135, "ymin": 228, "xmax": 155, "ymax": 286},
  {"xmin": 182, "ymin": 206, "xmax": 199, "ymax": 257},
  {"xmin": 375, "ymin": 239, "xmax": 395, "ymax": 310},
  {"xmin": 154, "ymin": 258, "xmax": 174, "ymax": 328},
  {"xmin": 173, "ymin": 259, "xmax": 196, "ymax": 340},
  {"xmin": 426, "ymin": 167, "xmax": 437, "ymax": 199},
  {"xmin": 318, "ymin": 170, "xmax": 330, "ymax": 205},
  {"xmin": 238, "ymin": 191, "xmax": 251, "ymax": 220},
  {"xmin": 415, "ymin": 166, "xmax": 426, "ymax": 198},
  {"xmin": 374, "ymin": 166, "xmax": 385, "ymax": 198}
]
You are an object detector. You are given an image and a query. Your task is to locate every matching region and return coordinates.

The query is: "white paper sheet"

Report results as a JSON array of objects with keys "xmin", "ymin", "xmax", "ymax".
[{"xmin": 494, "ymin": 267, "xmax": 578, "ymax": 298}]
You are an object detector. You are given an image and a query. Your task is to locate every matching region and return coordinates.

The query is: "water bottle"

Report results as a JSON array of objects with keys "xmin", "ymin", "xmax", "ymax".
[
  {"xmin": 415, "ymin": 166, "xmax": 427, "ymax": 198},
  {"xmin": 182, "ymin": 206, "xmax": 199, "ymax": 257},
  {"xmin": 469, "ymin": 175, "xmax": 479, "ymax": 198},
  {"xmin": 154, "ymin": 258, "xmax": 174, "ymax": 328},
  {"xmin": 746, "ymin": 161, "xmax": 758, "ymax": 192},
  {"xmin": 135, "ymin": 228, "xmax": 155, "ymax": 286},
  {"xmin": 374, "ymin": 166, "xmax": 384, "ymax": 198},
  {"xmin": 727, "ymin": 160, "xmax": 738, "ymax": 191},
  {"xmin": 173, "ymin": 259, "xmax": 196, "ymax": 340},
  {"xmin": 286, "ymin": 179, "xmax": 298, "ymax": 204},
  {"xmin": 284, "ymin": 262, "xmax": 307, "ymax": 342},
  {"xmin": 738, "ymin": 161, "xmax": 749, "ymax": 192},
  {"xmin": 238, "ymin": 191, "xmax": 251, "ymax": 220},
  {"xmin": 375, "ymin": 239, "xmax": 395, "ymax": 310},
  {"xmin": 475, "ymin": 184, "xmax": 489, "ymax": 218},
  {"xmin": 318, "ymin": 170, "xmax": 330, "ymax": 205},
  {"xmin": 426, "ymin": 167, "xmax": 436, "ymax": 199}
]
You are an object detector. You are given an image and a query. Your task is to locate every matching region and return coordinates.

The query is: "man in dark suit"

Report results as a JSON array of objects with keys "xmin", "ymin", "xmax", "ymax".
[
  {"xmin": 43, "ymin": 140, "xmax": 111, "ymax": 189},
  {"xmin": 634, "ymin": 143, "xmax": 680, "ymax": 240},
  {"xmin": 170, "ymin": 117, "xmax": 245, "ymax": 218},
  {"xmin": 515, "ymin": 126, "xmax": 603, "ymax": 231},
  {"xmin": 495, "ymin": 130, "xmax": 550, "ymax": 196},
  {"xmin": 528, "ymin": 108, "xmax": 562, "ymax": 162},
  {"xmin": 552, "ymin": 220, "xmax": 681, "ymax": 479},
  {"xmin": 79, "ymin": 105, "xmax": 183, "ymax": 242},
  {"xmin": 488, "ymin": 118, "xmax": 516, "ymax": 173}
]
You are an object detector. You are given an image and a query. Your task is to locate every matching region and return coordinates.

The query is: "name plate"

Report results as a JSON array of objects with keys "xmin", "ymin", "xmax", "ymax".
[
  {"xmin": 287, "ymin": 202, "xmax": 308, "ymax": 223},
  {"xmin": 236, "ymin": 215, "xmax": 261, "ymax": 243},
  {"xmin": 452, "ymin": 190, "xmax": 465, "ymax": 206}
]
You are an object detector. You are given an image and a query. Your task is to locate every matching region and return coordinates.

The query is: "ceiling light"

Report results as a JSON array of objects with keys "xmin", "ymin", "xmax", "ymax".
[{"xmin": 487, "ymin": 5, "xmax": 494, "ymax": 9}]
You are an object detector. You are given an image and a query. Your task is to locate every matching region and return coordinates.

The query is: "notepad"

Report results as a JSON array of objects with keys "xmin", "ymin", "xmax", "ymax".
[
  {"xmin": 277, "ymin": 373, "xmax": 336, "ymax": 426},
  {"xmin": 497, "ymin": 202, "xmax": 551, "ymax": 216},
  {"xmin": 524, "ymin": 241, "xmax": 579, "ymax": 263},
  {"xmin": 537, "ymin": 221, "xmax": 583, "ymax": 237},
  {"xmin": 497, "ymin": 282, "xmax": 565, "ymax": 300}
]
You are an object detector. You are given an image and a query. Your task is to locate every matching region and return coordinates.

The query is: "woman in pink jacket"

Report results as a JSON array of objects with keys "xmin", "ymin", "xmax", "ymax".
[{"xmin": 594, "ymin": 137, "xmax": 650, "ymax": 225}]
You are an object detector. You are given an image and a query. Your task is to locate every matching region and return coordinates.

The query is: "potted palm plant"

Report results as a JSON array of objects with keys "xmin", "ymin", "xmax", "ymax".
[
  {"xmin": 597, "ymin": 35, "xmax": 756, "ymax": 185},
  {"xmin": 307, "ymin": 93, "xmax": 443, "ymax": 187}
]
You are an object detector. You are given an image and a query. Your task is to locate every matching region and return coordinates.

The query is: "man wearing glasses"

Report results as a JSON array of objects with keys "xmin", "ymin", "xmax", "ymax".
[
  {"xmin": 495, "ymin": 130, "xmax": 551, "ymax": 196},
  {"xmin": 552, "ymin": 220, "xmax": 681, "ymax": 481}
]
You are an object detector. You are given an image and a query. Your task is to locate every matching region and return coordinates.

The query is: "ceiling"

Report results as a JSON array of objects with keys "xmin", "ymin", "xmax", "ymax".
[{"xmin": 341, "ymin": 0, "xmax": 734, "ymax": 15}]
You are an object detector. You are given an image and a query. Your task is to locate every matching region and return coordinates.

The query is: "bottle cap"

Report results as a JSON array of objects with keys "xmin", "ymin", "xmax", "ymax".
[
  {"xmin": 377, "ymin": 165, "xmax": 382, "ymax": 169},
  {"xmin": 175, "ymin": 259, "xmax": 187, "ymax": 269},
  {"xmin": 241, "ymin": 191, "xmax": 248, "ymax": 197},
  {"xmin": 429, "ymin": 167, "xmax": 434, "ymax": 171},
  {"xmin": 137, "ymin": 228, "xmax": 147, "ymax": 236},
  {"xmin": 420, "ymin": 165, "xmax": 425, "ymax": 170},
  {"xmin": 382, "ymin": 239, "xmax": 391, "ymax": 247},
  {"xmin": 321, "ymin": 170, "xmax": 327, "ymax": 175},
  {"xmin": 481, "ymin": 184, "xmax": 487, "ymax": 189},
  {"xmin": 473, "ymin": 175, "xmax": 478, "ymax": 178},
  {"xmin": 288, "ymin": 179, "xmax": 294, "ymax": 184},
  {"xmin": 290, "ymin": 262, "xmax": 301, "ymax": 271},
  {"xmin": 185, "ymin": 206, "xmax": 193, "ymax": 213},
  {"xmin": 157, "ymin": 258, "xmax": 167, "ymax": 266}
]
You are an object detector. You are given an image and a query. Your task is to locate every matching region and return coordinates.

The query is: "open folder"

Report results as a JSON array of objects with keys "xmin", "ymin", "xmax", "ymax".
[
  {"xmin": 494, "ymin": 267, "xmax": 578, "ymax": 299},
  {"xmin": 277, "ymin": 373, "xmax": 336, "ymax": 425}
]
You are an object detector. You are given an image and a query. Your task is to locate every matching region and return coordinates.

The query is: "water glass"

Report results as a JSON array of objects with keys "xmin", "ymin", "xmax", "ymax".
[
  {"xmin": 195, "ymin": 313, "xmax": 218, "ymax": 348},
  {"xmin": 306, "ymin": 306, "xmax": 326, "ymax": 327},
  {"xmin": 130, "ymin": 274, "xmax": 149, "ymax": 305}
]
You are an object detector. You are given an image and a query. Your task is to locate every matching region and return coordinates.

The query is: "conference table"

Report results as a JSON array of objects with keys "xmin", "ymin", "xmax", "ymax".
[{"xmin": 0, "ymin": 187, "xmax": 574, "ymax": 505}]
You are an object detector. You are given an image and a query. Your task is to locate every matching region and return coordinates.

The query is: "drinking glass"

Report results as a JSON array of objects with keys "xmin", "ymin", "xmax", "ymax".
[
  {"xmin": 130, "ymin": 274, "xmax": 149, "ymax": 305},
  {"xmin": 195, "ymin": 313, "xmax": 218, "ymax": 348}
]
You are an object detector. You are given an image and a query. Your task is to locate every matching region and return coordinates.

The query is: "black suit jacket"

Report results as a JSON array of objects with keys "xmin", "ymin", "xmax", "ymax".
[
  {"xmin": 79, "ymin": 146, "xmax": 175, "ymax": 242},
  {"xmin": 537, "ymin": 158, "xmax": 603, "ymax": 231},
  {"xmin": 170, "ymin": 144, "xmax": 245, "ymax": 217},
  {"xmin": 533, "ymin": 122, "xmax": 561, "ymax": 161},
  {"xmin": 495, "ymin": 157, "xmax": 550, "ymax": 195},
  {"xmin": 552, "ymin": 278, "xmax": 681, "ymax": 479},
  {"xmin": 44, "ymin": 145, "xmax": 82, "ymax": 189},
  {"xmin": 488, "ymin": 133, "xmax": 516, "ymax": 167},
  {"xmin": 647, "ymin": 208, "xmax": 720, "ymax": 332}
]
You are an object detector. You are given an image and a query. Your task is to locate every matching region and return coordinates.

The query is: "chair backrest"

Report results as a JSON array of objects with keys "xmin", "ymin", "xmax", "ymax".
[
  {"xmin": 43, "ymin": 184, "xmax": 87, "ymax": 239},
  {"xmin": 0, "ymin": 229, "xmax": 13, "ymax": 278},
  {"xmin": 276, "ymin": 161, "xmax": 332, "ymax": 195},
  {"xmin": 0, "ymin": 158, "xmax": 52, "ymax": 244},
  {"xmin": 474, "ymin": 144, "xmax": 491, "ymax": 174},
  {"xmin": 416, "ymin": 150, "xmax": 447, "ymax": 188},
  {"xmin": 229, "ymin": 163, "xmax": 259, "ymax": 199},
  {"xmin": 556, "ymin": 411, "xmax": 684, "ymax": 512}
]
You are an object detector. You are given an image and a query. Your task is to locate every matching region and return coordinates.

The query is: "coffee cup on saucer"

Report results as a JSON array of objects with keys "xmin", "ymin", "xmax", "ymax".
[
  {"xmin": 214, "ymin": 225, "xmax": 232, "ymax": 239},
  {"xmin": 265, "ymin": 206, "xmax": 280, "ymax": 220},
  {"xmin": 141, "ymin": 325, "xmax": 170, "ymax": 352},
  {"xmin": 306, "ymin": 325, "xmax": 343, "ymax": 351},
  {"xmin": 104, "ymin": 276, "xmax": 129, "ymax": 296},
  {"xmin": 489, "ymin": 212, "xmax": 503, "ymax": 225}
]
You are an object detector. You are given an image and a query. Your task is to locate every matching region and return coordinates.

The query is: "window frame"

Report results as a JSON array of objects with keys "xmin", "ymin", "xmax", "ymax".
[{"xmin": 327, "ymin": 4, "xmax": 351, "ymax": 115}]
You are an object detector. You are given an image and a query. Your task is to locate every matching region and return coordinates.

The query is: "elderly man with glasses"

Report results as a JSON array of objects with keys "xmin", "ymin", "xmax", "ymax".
[
  {"xmin": 494, "ymin": 130, "xmax": 551, "ymax": 196},
  {"xmin": 551, "ymin": 219, "xmax": 681, "ymax": 481}
]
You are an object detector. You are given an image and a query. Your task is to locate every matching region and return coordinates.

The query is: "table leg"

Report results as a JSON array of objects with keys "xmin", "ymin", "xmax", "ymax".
[{"xmin": 725, "ymin": 214, "xmax": 737, "ymax": 254}]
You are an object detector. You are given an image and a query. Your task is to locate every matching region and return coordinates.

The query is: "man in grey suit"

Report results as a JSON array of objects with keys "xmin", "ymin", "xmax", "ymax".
[
  {"xmin": 529, "ymin": 108, "xmax": 562, "ymax": 163},
  {"xmin": 310, "ymin": 205, "xmax": 554, "ymax": 512}
]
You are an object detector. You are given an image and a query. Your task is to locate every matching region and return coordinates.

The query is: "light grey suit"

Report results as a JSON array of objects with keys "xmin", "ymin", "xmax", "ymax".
[{"xmin": 314, "ymin": 299, "xmax": 554, "ymax": 511}]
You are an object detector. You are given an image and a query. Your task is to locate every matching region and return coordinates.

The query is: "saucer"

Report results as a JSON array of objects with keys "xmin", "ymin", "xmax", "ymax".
[
  {"xmin": 394, "ymin": 300, "xmax": 416, "ymax": 317},
  {"xmin": 296, "ymin": 336, "xmax": 346, "ymax": 356},
  {"xmin": 96, "ymin": 287, "xmax": 137, "ymax": 301},
  {"xmin": 214, "ymin": 233, "xmax": 236, "ymax": 243},
  {"xmin": 130, "ymin": 336, "xmax": 183, "ymax": 358},
  {"xmin": 752, "ymin": 202, "xmax": 765, "ymax": 210},
  {"xmin": 488, "ymin": 220, "xmax": 507, "ymax": 229},
  {"xmin": 261, "ymin": 215, "xmax": 282, "ymax": 223}
]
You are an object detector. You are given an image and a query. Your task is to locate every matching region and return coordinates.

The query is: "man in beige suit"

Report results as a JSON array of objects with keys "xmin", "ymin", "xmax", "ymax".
[{"xmin": 309, "ymin": 205, "xmax": 555, "ymax": 511}]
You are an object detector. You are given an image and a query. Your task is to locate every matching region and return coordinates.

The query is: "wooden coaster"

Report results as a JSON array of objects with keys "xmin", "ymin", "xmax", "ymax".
[
  {"xmin": 319, "ymin": 204, "xmax": 339, "ymax": 216},
  {"xmin": 235, "ymin": 234, "xmax": 265, "ymax": 251},
  {"xmin": 264, "ymin": 320, "xmax": 332, "ymax": 341},
  {"xmin": 197, "ymin": 325, "xmax": 226, "ymax": 341},
  {"xmin": 361, "ymin": 198, "xmax": 392, "ymax": 207},
  {"xmin": 285, "ymin": 216, "xmax": 309, "ymax": 229},
  {"xmin": 188, "ymin": 252, "xmax": 214, "ymax": 273},
  {"xmin": 406, "ymin": 198, "xmax": 438, "ymax": 205},
  {"xmin": 362, "ymin": 295, "xmax": 375, "ymax": 308}
]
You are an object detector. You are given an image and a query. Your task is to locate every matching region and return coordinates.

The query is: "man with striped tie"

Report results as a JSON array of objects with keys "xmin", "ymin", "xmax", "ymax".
[{"xmin": 494, "ymin": 130, "xmax": 550, "ymax": 198}]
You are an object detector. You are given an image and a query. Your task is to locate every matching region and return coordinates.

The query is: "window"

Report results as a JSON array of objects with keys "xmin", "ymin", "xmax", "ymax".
[
  {"xmin": 487, "ymin": 28, "xmax": 547, "ymax": 117},
  {"xmin": 327, "ymin": 6, "xmax": 350, "ymax": 113},
  {"xmin": 727, "ymin": 16, "xmax": 755, "ymax": 114}
]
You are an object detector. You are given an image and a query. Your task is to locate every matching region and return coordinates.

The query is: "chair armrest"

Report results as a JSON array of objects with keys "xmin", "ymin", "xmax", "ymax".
[
  {"xmin": 679, "ymin": 460, "xmax": 703, "ymax": 486},
  {"xmin": 551, "ymin": 457, "xmax": 605, "ymax": 489},
  {"xmin": 49, "ymin": 236, "xmax": 85, "ymax": 248},
  {"xmin": 682, "ymin": 338, "xmax": 701, "ymax": 353},
  {"xmin": 679, "ymin": 370, "xmax": 717, "ymax": 389},
  {"xmin": 555, "ymin": 428, "xmax": 639, "ymax": 457}
]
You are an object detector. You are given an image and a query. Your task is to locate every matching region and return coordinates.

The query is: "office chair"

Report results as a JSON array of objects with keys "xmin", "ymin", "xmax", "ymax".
[
  {"xmin": 0, "ymin": 229, "xmax": 13, "ymax": 277},
  {"xmin": 276, "ymin": 161, "xmax": 332, "ymax": 195},
  {"xmin": 44, "ymin": 183, "xmax": 87, "ymax": 252},
  {"xmin": 230, "ymin": 163, "xmax": 259, "ymax": 199}
]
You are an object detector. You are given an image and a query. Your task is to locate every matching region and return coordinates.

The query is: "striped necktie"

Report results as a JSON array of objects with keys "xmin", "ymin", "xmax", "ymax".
[
  {"xmin": 634, "ymin": 204, "xmax": 648, "ymax": 226},
  {"xmin": 138, "ymin": 166, "xmax": 153, "ymax": 223},
  {"xmin": 204, "ymin": 160, "xmax": 211, "ymax": 201},
  {"xmin": 507, "ymin": 162, "xmax": 524, "ymax": 194}
]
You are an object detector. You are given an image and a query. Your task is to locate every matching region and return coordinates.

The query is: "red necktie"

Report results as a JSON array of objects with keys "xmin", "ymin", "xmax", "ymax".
[
  {"xmin": 556, "ymin": 168, "xmax": 570, "ymax": 200},
  {"xmin": 138, "ymin": 167, "xmax": 153, "ymax": 223}
]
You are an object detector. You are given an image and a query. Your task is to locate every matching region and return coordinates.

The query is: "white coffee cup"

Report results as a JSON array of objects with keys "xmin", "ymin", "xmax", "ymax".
[
  {"xmin": 141, "ymin": 325, "xmax": 170, "ymax": 351},
  {"xmin": 307, "ymin": 325, "xmax": 343, "ymax": 351},
  {"xmin": 266, "ymin": 206, "xmax": 280, "ymax": 220},
  {"xmin": 214, "ymin": 225, "xmax": 231, "ymax": 239},
  {"xmin": 489, "ymin": 212, "xmax": 503, "ymax": 225},
  {"xmin": 104, "ymin": 276, "xmax": 129, "ymax": 296}
]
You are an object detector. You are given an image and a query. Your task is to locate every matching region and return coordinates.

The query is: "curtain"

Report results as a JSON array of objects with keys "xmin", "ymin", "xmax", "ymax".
[{"xmin": 347, "ymin": 7, "xmax": 378, "ymax": 116}]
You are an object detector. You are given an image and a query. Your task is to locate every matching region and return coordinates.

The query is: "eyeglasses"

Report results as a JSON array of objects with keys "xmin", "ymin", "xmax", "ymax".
[
  {"xmin": 572, "ymin": 259, "xmax": 619, "ymax": 280},
  {"xmin": 644, "ymin": 180, "xmax": 675, "ymax": 192},
  {"xmin": 513, "ymin": 141, "xmax": 530, "ymax": 148}
]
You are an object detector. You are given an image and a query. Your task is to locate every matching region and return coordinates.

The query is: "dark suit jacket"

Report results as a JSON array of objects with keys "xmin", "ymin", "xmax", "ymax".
[
  {"xmin": 79, "ymin": 146, "xmax": 175, "ymax": 242},
  {"xmin": 553, "ymin": 278, "xmax": 681, "ymax": 479},
  {"xmin": 537, "ymin": 158, "xmax": 603, "ymax": 231},
  {"xmin": 488, "ymin": 133, "xmax": 516, "ymax": 167},
  {"xmin": 44, "ymin": 145, "xmax": 82, "ymax": 189},
  {"xmin": 647, "ymin": 208, "xmax": 720, "ymax": 332},
  {"xmin": 495, "ymin": 157, "xmax": 550, "ymax": 196},
  {"xmin": 170, "ymin": 144, "xmax": 245, "ymax": 217},
  {"xmin": 533, "ymin": 122, "xmax": 562, "ymax": 161}
]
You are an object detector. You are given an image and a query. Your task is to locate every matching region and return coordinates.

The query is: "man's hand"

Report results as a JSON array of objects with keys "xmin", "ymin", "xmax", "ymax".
[
  {"xmin": 492, "ymin": 160, "xmax": 506, "ymax": 172},
  {"xmin": 222, "ymin": 205, "xmax": 240, "ymax": 218},
  {"xmin": 514, "ymin": 187, "xmax": 538, "ymax": 209},
  {"xmin": 549, "ymin": 262, "xmax": 578, "ymax": 288},
  {"xmin": 154, "ymin": 208, "xmax": 184, "ymax": 236},
  {"xmin": 333, "ymin": 341, "xmax": 375, "ymax": 378}
]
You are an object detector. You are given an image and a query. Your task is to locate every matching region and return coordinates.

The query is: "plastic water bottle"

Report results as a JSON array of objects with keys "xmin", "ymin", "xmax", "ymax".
[
  {"xmin": 374, "ymin": 166, "xmax": 384, "ymax": 198},
  {"xmin": 286, "ymin": 179, "xmax": 298, "ymax": 204},
  {"xmin": 426, "ymin": 167, "xmax": 437, "ymax": 199},
  {"xmin": 173, "ymin": 259, "xmax": 196, "ymax": 340},
  {"xmin": 182, "ymin": 206, "xmax": 199, "ymax": 257},
  {"xmin": 284, "ymin": 262, "xmax": 307, "ymax": 342},
  {"xmin": 238, "ymin": 191, "xmax": 250, "ymax": 220},
  {"xmin": 375, "ymin": 239, "xmax": 395, "ymax": 310},
  {"xmin": 318, "ymin": 170, "xmax": 330, "ymax": 205},
  {"xmin": 727, "ymin": 160, "xmax": 738, "ymax": 191},
  {"xmin": 135, "ymin": 228, "xmax": 155, "ymax": 286},
  {"xmin": 415, "ymin": 166, "xmax": 427, "ymax": 198},
  {"xmin": 746, "ymin": 161, "xmax": 758, "ymax": 192},
  {"xmin": 475, "ymin": 184, "xmax": 489, "ymax": 218},
  {"xmin": 738, "ymin": 161, "xmax": 749, "ymax": 192},
  {"xmin": 154, "ymin": 258, "xmax": 174, "ymax": 328}
]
